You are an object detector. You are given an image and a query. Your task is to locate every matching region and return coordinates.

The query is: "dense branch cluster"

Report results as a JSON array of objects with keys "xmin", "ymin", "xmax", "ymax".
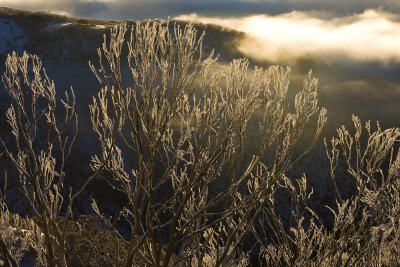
[{"xmin": 0, "ymin": 21, "xmax": 399, "ymax": 266}]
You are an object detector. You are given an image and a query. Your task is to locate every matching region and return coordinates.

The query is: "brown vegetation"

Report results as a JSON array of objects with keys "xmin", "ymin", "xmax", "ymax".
[{"xmin": 0, "ymin": 20, "xmax": 399, "ymax": 267}]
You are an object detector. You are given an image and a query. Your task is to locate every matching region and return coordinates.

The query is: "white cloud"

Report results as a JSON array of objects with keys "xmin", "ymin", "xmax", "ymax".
[{"xmin": 176, "ymin": 10, "xmax": 400, "ymax": 63}]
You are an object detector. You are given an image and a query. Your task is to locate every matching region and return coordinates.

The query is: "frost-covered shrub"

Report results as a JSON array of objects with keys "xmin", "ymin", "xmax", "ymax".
[
  {"xmin": 0, "ymin": 20, "xmax": 399, "ymax": 267},
  {"xmin": 89, "ymin": 21, "xmax": 326, "ymax": 266}
]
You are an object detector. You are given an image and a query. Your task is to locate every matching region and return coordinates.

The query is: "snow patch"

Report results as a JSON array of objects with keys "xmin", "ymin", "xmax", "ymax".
[
  {"xmin": 94, "ymin": 24, "xmax": 106, "ymax": 29},
  {"xmin": 46, "ymin": 22, "xmax": 72, "ymax": 31},
  {"xmin": 0, "ymin": 18, "xmax": 27, "ymax": 55}
]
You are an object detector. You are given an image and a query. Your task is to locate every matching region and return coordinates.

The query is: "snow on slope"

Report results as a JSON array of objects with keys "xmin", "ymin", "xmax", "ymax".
[
  {"xmin": 46, "ymin": 22, "xmax": 72, "ymax": 31},
  {"xmin": 0, "ymin": 18, "xmax": 27, "ymax": 55}
]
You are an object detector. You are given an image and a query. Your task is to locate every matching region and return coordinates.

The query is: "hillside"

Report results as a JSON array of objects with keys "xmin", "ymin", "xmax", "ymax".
[
  {"xmin": 0, "ymin": 7, "xmax": 244, "ymax": 62},
  {"xmin": 0, "ymin": 7, "xmax": 248, "ymax": 213},
  {"xmin": 0, "ymin": 7, "xmax": 341, "ymax": 238},
  {"xmin": 0, "ymin": 6, "xmax": 392, "ymax": 225},
  {"xmin": 0, "ymin": 6, "xmax": 398, "ymax": 219},
  {"xmin": 0, "ymin": 7, "xmax": 246, "ymax": 139},
  {"xmin": 2, "ymin": 7, "xmax": 400, "ymax": 132}
]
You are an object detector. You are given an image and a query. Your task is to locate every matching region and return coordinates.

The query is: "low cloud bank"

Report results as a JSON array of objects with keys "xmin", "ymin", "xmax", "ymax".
[
  {"xmin": 177, "ymin": 10, "xmax": 400, "ymax": 64},
  {"xmin": 3, "ymin": 0, "xmax": 400, "ymax": 20}
]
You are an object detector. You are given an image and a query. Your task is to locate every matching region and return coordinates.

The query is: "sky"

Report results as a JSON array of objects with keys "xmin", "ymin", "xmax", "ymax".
[{"xmin": 0, "ymin": 0, "xmax": 400, "ymax": 19}]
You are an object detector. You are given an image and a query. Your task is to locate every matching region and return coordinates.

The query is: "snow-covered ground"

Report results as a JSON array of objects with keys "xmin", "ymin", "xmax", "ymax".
[
  {"xmin": 0, "ymin": 18, "xmax": 27, "ymax": 55},
  {"xmin": 46, "ymin": 22, "xmax": 72, "ymax": 31},
  {"xmin": 94, "ymin": 24, "xmax": 107, "ymax": 29}
]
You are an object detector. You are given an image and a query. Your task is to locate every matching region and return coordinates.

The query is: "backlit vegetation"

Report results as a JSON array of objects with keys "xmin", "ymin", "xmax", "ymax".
[{"xmin": 0, "ymin": 21, "xmax": 399, "ymax": 267}]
